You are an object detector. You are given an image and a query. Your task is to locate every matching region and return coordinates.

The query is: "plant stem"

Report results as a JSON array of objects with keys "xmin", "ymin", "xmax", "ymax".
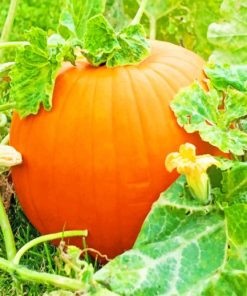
[
  {"xmin": 0, "ymin": 62, "xmax": 15, "ymax": 73},
  {"xmin": 1, "ymin": 134, "xmax": 10, "ymax": 145},
  {"xmin": 149, "ymin": 17, "xmax": 156, "ymax": 40},
  {"xmin": 0, "ymin": 0, "xmax": 20, "ymax": 60},
  {"xmin": 13, "ymin": 230, "xmax": 88, "ymax": 264},
  {"xmin": 131, "ymin": 0, "xmax": 148, "ymax": 25},
  {"xmin": 0, "ymin": 42, "xmax": 29, "ymax": 49},
  {"xmin": 0, "ymin": 195, "xmax": 16, "ymax": 260},
  {"xmin": 0, "ymin": 257, "xmax": 86, "ymax": 291},
  {"xmin": 0, "ymin": 0, "xmax": 20, "ymax": 43},
  {"xmin": 0, "ymin": 102, "xmax": 16, "ymax": 112}
]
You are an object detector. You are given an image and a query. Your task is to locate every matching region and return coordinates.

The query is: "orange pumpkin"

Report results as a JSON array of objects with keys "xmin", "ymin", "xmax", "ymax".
[{"xmin": 10, "ymin": 40, "xmax": 215, "ymax": 258}]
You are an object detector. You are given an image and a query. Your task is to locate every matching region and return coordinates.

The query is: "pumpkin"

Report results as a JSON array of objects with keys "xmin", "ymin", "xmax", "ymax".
[{"xmin": 10, "ymin": 40, "xmax": 215, "ymax": 258}]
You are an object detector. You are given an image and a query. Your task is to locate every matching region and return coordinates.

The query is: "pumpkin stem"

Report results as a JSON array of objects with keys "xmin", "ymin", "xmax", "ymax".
[
  {"xmin": 0, "ymin": 102, "xmax": 16, "ymax": 112},
  {"xmin": 131, "ymin": 0, "xmax": 148, "ymax": 25},
  {"xmin": 0, "ymin": 42, "xmax": 29, "ymax": 50},
  {"xmin": 13, "ymin": 230, "xmax": 88, "ymax": 265},
  {"xmin": 0, "ymin": 0, "xmax": 20, "ymax": 60},
  {"xmin": 0, "ymin": 256, "xmax": 87, "ymax": 291},
  {"xmin": 149, "ymin": 16, "xmax": 157, "ymax": 40},
  {"xmin": 0, "ymin": 194, "xmax": 16, "ymax": 260}
]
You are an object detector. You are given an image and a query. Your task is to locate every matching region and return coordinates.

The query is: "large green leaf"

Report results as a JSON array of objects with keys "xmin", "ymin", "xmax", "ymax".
[
  {"xmin": 83, "ymin": 14, "xmax": 120, "ymax": 66},
  {"xmin": 105, "ymin": 0, "xmax": 130, "ymax": 31},
  {"xmin": 107, "ymin": 24, "xmax": 150, "ymax": 67},
  {"xmin": 94, "ymin": 174, "xmax": 247, "ymax": 295},
  {"xmin": 59, "ymin": 0, "xmax": 106, "ymax": 40},
  {"xmin": 94, "ymin": 177, "xmax": 227, "ymax": 295},
  {"xmin": 83, "ymin": 15, "xmax": 150, "ymax": 67},
  {"xmin": 208, "ymin": 0, "xmax": 247, "ymax": 64},
  {"xmin": 9, "ymin": 28, "xmax": 75, "ymax": 118},
  {"xmin": 121, "ymin": 0, "xmax": 222, "ymax": 58},
  {"xmin": 221, "ymin": 162, "xmax": 247, "ymax": 204},
  {"xmin": 171, "ymin": 82, "xmax": 247, "ymax": 155},
  {"xmin": 205, "ymin": 63, "xmax": 247, "ymax": 92},
  {"xmin": 225, "ymin": 204, "xmax": 247, "ymax": 246}
]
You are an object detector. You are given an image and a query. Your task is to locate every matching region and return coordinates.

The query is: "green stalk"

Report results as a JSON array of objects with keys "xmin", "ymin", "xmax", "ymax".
[
  {"xmin": 131, "ymin": 0, "xmax": 148, "ymax": 25},
  {"xmin": 0, "ymin": 61, "xmax": 15, "ymax": 73},
  {"xmin": 13, "ymin": 230, "xmax": 88, "ymax": 265},
  {"xmin": 0, "ymin": 0, "xmax": 20, "ymax": 60},
  {"xmin": 149, "ymin": 17, "xmax": 156, "ymax": 40},
  {"xmin": 0, "ymin": 195, "xmax": 16, "ymax": 260},
  {"xmin": 1, "ymin": 134, "xmax": 10, "ymax": 145},
  {"xmin": 0, "ymin": 0, "xmax": 20, "ymax": 43},
  {"xmin": 0, "ymin": 102, "xmax": 16, "ymax": 112},
  {"xmin": 0, "ymin": 42, "xmax": 29, "ymax": 50},
  {"xmin": 0, "ymin": 257, "xmax": 86, "ymax": 291}
]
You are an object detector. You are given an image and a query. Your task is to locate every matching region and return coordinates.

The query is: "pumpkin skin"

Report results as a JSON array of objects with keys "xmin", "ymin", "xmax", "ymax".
[{"xmin": 10, "ymin": 40, "xmax": 214, "ymax": 258}]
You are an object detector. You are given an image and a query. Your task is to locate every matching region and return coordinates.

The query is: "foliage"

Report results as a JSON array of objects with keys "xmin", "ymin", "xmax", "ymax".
[
  {"xmin": 9, "ymin": 28, "xmax": 76, "ymax": 118},
  {"xmin": 6, "ymin": 0, "xmax": 150, "ymax": 117},
  {"xmin": 0, "ymin": 0, "xmax": 247, "ymax": 295},
  {"xmin": 0, "ymin": 196, "xmax": 59, "ymax": 295},
  {"xmin": 171, "ymin": 63, "xmax": 247, "ymax": 156},
  {"xmin": 120, "ymin": 0, "xmax": 223, "ymax": 58},
  {"xmin": 208, "ymin": 0, "xmax": 247, "ymax": 64},
  {"xmin": 94, "ymin": 163, "xmax": 247, "ymax": 295},
  {"xmin": 0, "ymin": 0, "xmax": 62, "ymax": 61},
  {"xmin": 59, "ymin": 0, "xmax": 106, "ymax": 40}
]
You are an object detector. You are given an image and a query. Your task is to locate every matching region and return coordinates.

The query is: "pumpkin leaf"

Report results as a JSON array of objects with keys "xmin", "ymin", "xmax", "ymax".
[
  {"xmin": 138, "ymin": 0, "xmax": 178, "ymax": 20},
  {"xmin": 83, "ymin": 14, "xmax": 120, "ymax": 66},
  {"xmin": 58, "ymin": 0, "xmax": 106, "ymax": 40},
  {"xmin": 203, "ymin": 271, "xmax": 247, "ymax": 295},
  {"xmin": 10, "ymin": 28, "xmax": 75, "ymax": 118},
  {"xmin": 121, "ymin": 0, "xmax": 222, "ymax": 58},
  {"xmin": 225, "ymin": 203, "xmax": 247, "ymax": 246},
  {"xmin": 171, "ymin": 82, "xmax": 247, "ymax": 155},
  {"xmin": 107, "ymin": 24, "xmax": 150, "ymax": 67},
  {"xmin": 220, "ymin": 162, "xmax": 247, "ymax": 204},
  {"xmin": 95, "ymin": 173, "xmax": 247, "ymax": 295},
  {"xmin": 205, "ymin": 63, "xmax": 247, "ymax": 92},
  {"xmin": 208, "ymin": 0, "xmax": 247, "ymax": 64},
  {"xmin": 104, "ymin": 0, "xmax": 130, "ymax": 31},
  {"xmin": 83, "ymin": 14, "xmax": 150, "ymax": 67}
]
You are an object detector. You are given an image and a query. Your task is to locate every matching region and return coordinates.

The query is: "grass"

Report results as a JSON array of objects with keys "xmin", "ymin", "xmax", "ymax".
[
  {"xmin": 0, "ymin": 195, "xmax": 61, "ymax": 296},
  {"xmin": 0, "ymin": 191, "xmax": 100, "ymax": 296}
]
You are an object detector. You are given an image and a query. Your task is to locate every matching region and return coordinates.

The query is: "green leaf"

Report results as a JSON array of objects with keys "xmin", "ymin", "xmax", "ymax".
[
  {"xmin": 196, "ymin": 269, "xmax": 247, "ymax": 295},
  {"xmin": 59, "ymin": 0, "xmax": 106, "ymax": 40},
  {"xmin": 134, "ymin": 176, "xmax": 215, "ymax": 248},
  {"xmin": 225, "ymin": 204, "xmax": 247, "ymax": 246},
  {"xmin": 105, "ymin": 0, "xmax": 130, "ymax": 31},
  {"xmin": 95, "ymin": 177, "xmax": 227, "ymax": 295},
  {"xmin": 221, "ymin": 162, "xmax": 247, "ymax": 204},
  {"xmin": 95, "ymin": 172, "xmax": 247, "ymax": 295},
  {"xmin": 83, "ymin": 15, "xmax": 150, "ymax": 67},
  {"xmin": 10, "ymin": 28, "xmax": 75, "ymax": 118},
  {"xmin": 205, "ymin": 63, "xmax": 247, "ymax": 92},
  {"xmin": 239, "ymin": 118, "xmax": 247, "ymax": 134},
  {"xmin": 139, "ymin": 0, "xmax": 176, "ymax": 20},
  {"xmin": 107, "ymin": 24, "xmax": 150, "ymax": 67},
  {"xmin": 83, "ymin": 14, "xmax": 120, "ymax": 66},
  {"xmin": 122, "ymin": 0, "xmax": 222, "ymax": 58},
  {"xmin": 171, "ymin": 82, "xmax": 247, "ymax": 155},
  {"xmin": 208, "ymin": 0, "xmax": 247, "ymax": 64}
]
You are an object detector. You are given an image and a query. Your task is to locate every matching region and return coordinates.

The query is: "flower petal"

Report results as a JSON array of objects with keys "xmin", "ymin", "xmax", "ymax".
[
  {"xmin": 0, "ymin": 145, "xmax": 22, "ymax": 167},
  {"xmin": 165, "ymin": 152, "xmax": 180, "ymax": 172}
]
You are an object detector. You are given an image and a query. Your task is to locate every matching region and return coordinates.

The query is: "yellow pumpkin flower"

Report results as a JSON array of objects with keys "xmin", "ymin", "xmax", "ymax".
[
  {"xmin": 165, "ymin": 143, "xmax": 219, "ymax": 203},
  {"xmin": 0, "ymin": 144, "xmax": 22, "ymax": 167}
]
